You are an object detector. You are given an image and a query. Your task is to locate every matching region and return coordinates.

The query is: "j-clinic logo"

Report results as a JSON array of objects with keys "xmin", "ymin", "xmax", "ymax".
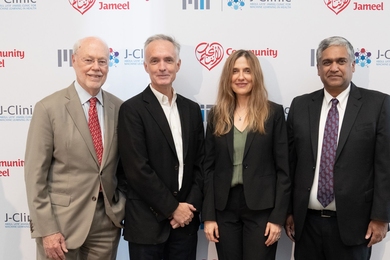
[
  {"xmin": 227, "ymin": 0, "xmax": 246, "ymax": 10},
  {"xmin": 355, "ymin": 48, "xmax": 371, "ymax": 68},
  {"xmin": 69, "ymin": 0, "xmax": 96, "ymax": 15},
  {"xmin": 324, "ymin": 0, "xmax": 351, "ymax": 15},
  {"xmin": 4, "ymin": 212, "xmax": 30, "ymax": 229},
  {"xmin": 109, "ymin": 48, "xmax": 120, "ymax": 67},
  {"xmin": 195, "ymin": 42, "xmax": 224, "ymax": 71}
]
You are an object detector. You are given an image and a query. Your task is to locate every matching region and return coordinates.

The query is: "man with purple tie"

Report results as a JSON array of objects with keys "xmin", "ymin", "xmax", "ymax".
[{"xmin": 285, "ymin": 36, "xmax": 390, "ymax": 259}]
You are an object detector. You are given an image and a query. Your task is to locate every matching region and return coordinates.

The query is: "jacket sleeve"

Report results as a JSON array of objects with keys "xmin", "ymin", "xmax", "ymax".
[
  {"xmin": 202, "ymin": 110, "xmax": 217, "ymax": 221},
  {"xmin": 24, "ymin": 101, "xmax": 59, "ymax": 238}
]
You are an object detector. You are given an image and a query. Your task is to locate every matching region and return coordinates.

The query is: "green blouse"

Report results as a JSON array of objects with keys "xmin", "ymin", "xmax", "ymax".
[{"xmin": 231, "ymin": 126, "xmax": 248, "ymax": 187}]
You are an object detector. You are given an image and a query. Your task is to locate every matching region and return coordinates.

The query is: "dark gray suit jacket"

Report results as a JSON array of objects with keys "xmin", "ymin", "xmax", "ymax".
[
  {"xmin": 202, "ymin": 102, "xmax": 290, "ymax": 226},
  {"xmin": 118, "ymin": 86, "xmax": 204, "ymax": 244},
  {"xmin": 287, "ymin": 82, "xmax": 390, "ymax": 245}
]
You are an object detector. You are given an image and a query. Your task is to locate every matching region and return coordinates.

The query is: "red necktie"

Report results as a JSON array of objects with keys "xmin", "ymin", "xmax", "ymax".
[
  {"xmin": 317, "ymin": 98, "xmax": 339, "ymax": 207},
  {"xmin": 88, "ymin": 97, "xmax": 103, "ymax": 165}
]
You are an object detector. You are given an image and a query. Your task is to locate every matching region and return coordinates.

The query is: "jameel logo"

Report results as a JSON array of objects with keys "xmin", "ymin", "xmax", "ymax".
[
  {"xmin": 69, "ymin": 0, "xmax": 96, "ymax": 15},
  {"xmin": 195, "ymin": 42, "xmax": 224, "ymax": 71},
  {"xmin": 324, "ymin": 0, "xmax": 351, "ymax": 15}
]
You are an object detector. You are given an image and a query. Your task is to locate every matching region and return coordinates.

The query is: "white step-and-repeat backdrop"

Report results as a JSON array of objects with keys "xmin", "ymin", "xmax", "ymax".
[{"xmin": 1, "ymin": 0, "xmax": 389, "ymax": 259}]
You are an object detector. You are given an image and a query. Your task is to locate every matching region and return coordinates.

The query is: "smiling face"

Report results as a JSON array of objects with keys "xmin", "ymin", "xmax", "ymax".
[
  {"xmin": 144, "ymin": 39, "xmax": 181, "ymax": 91},
  {"xmin": 72, "ymin": 37, "xmax": 109, "ymax": 96},
  {"xmin": 317, "ymin": 45, "xmax": 355, "ymax": 96},
  {"xmin": 231, "ymin": 56, "xmax": 253, "ymax": 97}
]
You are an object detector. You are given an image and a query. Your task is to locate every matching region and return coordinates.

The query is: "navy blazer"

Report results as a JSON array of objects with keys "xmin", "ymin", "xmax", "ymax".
[
  {"xmin": 118, "ymin": 86, "xmax": 205, "ymax": 244},
  {"xmin": 203, "ymin": 101, "xmax": 290, "ymax": 226},
  {"xmin": 287, "ymin": 82, "xmax": 390, "ymax": 245}
]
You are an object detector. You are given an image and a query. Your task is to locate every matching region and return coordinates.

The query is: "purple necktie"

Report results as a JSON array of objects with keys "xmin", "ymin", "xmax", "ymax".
[{"xmin": 317, "ymin": 98, "xmax": 339, "ymax": 208}]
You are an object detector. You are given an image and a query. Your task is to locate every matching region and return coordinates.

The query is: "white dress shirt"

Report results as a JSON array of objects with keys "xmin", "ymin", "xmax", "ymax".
[
  {"xmin": 74, "ymin": 80, "xmax": 105, "ymax": 146},
  {"xmin": 150, "ymin": 85, "xmax": 184, "ymax": 190},
  {"xmin": 308, "ymin": 85, "xmax": 350, "ymax": 211}
]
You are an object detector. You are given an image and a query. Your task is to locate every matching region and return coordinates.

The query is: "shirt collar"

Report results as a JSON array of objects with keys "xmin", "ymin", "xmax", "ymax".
[
  {"xmin": 323, "ymin": 83, "xmax": 350, "ymax": 110},
  {"xmin": 149, "ymin": 84, "xmax": 177, "ymax": 106},
  {"xmin": 74, "ymin": 80, "xmax": 104, "ymax": 106}
]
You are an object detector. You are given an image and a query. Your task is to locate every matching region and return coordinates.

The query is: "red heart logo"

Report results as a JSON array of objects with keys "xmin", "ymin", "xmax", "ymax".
[
  {"xmin": 324, "ymin": 0, "xmax": 351, "ymax": 15},
  {"xmin": 195, "ymin": 42, "xmax": 224, "ymax": 71},
  {"xmin": 69, "ymin": 0, "xmax": 96, "ymax": 15}
]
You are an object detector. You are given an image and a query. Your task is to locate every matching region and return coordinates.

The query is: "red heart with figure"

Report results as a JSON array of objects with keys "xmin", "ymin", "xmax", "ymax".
[
  {"xmin": 69, "ymin": 0, "xmax": 96, "ymax": 15},
  {"xmin": 195, "ymin": 42, "xmax": 224, "ymax": 71},
  {"xmin": 324, "ymin": 0, "xmax": 351, "ymax": 15}
]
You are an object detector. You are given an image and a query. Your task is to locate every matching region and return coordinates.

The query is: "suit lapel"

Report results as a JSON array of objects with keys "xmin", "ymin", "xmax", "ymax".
[
  {"xmin": 101, "ymin": 91, "xmax": 115, "ymax": 168},
  {"xmin": 336, "ymin": 83, "xmax": 362, "ymax": 160},
  {"xmin": 177, "ymin": 95, "xmax": 189, "ymax": 160},
  {"xmin": 227, "ymin": 123, "xmax": 254, "ymax": 162},
  {"xmin": 309, "ymin": 90, "xmax": 324, "ymax": 162},
  {"xmin": 244, "ymin": 130, "xmax": 255, "ymax": 159},
  {"xmin": 143, "ymin": 87, "xmax": 177, "ymax": 156},
  {"xmin": 226, "ymin": 125, "xmax": 234, "ymax": 163},
  {"xmin": 64, "ymin": 84, "xmax": 99, "ymax": 166}
]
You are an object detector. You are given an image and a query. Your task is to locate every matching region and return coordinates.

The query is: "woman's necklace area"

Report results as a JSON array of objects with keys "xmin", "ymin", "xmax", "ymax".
[{"xmin": 236, "ymin": 107, "xmax": 247, "ymax": 121}]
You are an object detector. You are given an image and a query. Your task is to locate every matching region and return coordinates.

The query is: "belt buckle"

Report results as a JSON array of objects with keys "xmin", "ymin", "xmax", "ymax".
[{"xmin": 320, "ymin": 209, "xmax": 331, "ymax": 218}]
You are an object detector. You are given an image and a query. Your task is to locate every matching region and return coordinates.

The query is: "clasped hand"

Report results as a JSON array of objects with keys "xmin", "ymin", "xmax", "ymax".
[{"xmin": 170, "ymin": 202, "xmax": 196, "ymax": 229}]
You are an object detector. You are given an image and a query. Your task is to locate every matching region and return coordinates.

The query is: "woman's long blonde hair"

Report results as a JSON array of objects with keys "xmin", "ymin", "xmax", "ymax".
[{"xmin": 212, "ymin": 50, "xmax": 270, "ymax": 136}]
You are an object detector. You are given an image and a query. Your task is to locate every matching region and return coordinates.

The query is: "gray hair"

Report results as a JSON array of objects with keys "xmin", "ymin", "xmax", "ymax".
[
  {"xmin": 73, "ymin": 36, "xmax": 109, "ymax": 57},
  {"xmin": 316, "ymin": 36, "xmax": 355, "ymax": 64},
  {"xmin": 144, "ymin": 34, "xmax": 180, "ymax": 60}
]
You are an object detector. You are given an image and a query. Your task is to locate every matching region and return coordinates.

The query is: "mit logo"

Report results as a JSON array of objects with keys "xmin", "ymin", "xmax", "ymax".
[
  {"xmin": 182, "ymin": 0, "xmax": 210, "ymax": 10},
  {"xmin": 58, "ymin": 49, "xmax": 73, "ymax": 67}
]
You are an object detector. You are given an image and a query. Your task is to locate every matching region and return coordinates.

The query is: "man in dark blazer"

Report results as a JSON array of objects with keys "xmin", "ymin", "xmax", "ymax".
[
  {"xmin": 285, "ymin": 36, "xmax": 390, "ymax": 259},
  {"xmin": 118, "ymin": 34, "xmax": 204, "ymax": 260},
  {"xmin": 24, "ymin": 37, "xmax": 126, "ymax": 260}
]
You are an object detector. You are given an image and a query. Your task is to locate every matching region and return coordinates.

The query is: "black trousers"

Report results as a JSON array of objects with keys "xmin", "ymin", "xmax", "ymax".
[
  {"xmin": 128, "ymin": 226, "xmax": 198, "ymax": 260},
  {"xmin": 295, "ymin": 210, "xmax": 371, "ymax": 260},
  {"xmin": 215, "ymin": 185, "xmax": 277, "ymax": 260}
]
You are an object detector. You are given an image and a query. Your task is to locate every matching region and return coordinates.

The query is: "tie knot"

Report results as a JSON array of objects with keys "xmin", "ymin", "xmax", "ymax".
[
  {"xmin": 331, "ymin": 98, "xmax": 339, "ymax": 106},
  {"xmin": 90, "ymin": 97, "xmax": 98, "ymax": 107}
]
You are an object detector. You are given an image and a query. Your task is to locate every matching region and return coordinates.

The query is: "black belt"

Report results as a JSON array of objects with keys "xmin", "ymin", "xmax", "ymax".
[{"xmin": 308, "ymin": 209, "xmax": 337, "ymax": 218}]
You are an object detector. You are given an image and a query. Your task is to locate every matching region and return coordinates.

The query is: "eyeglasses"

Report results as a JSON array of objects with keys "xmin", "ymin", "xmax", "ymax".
[{"xmin": 80, "ymin": 57, "xmax": 108, "ymax": 67}]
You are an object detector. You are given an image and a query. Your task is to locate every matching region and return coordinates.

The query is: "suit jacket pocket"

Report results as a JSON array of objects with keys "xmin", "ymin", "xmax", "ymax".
[
  {"xmin": 355, "ymin": 123, "xmax": 373, "ymax": 131},
  {"xmin": 49, "ymin": 192, "xmax": 71, "ymax": 207}
]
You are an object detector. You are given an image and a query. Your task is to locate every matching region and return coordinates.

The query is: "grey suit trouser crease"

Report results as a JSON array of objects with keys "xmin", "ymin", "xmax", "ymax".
[{"xmin": 36, "ymin": 194, "xmax": 121, "ymax": 260}]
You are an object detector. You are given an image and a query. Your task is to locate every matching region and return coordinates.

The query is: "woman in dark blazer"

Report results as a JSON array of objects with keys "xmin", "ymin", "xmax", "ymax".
[{"xmin": 203, "ymin": 50, "xmax": 291, "ymax": 260}]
